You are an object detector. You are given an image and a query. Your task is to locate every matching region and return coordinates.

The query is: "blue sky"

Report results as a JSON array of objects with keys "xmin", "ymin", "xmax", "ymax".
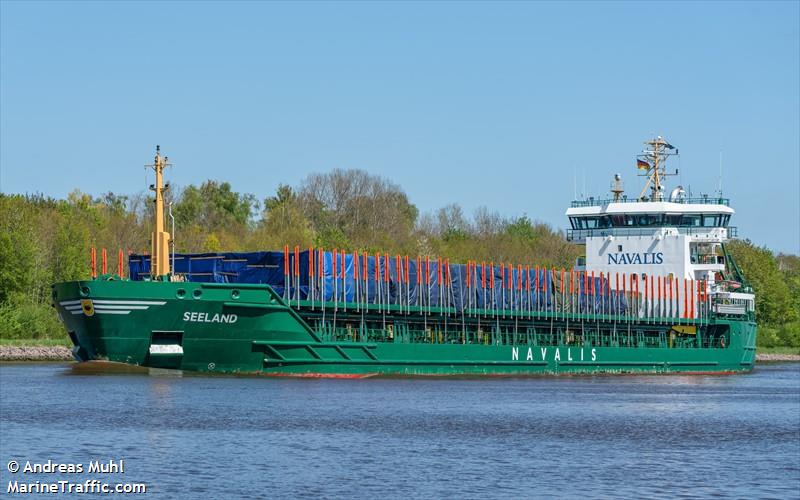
[{"xmin": 1, "ymin": 1, "xmax": 798, "ymax": 253}]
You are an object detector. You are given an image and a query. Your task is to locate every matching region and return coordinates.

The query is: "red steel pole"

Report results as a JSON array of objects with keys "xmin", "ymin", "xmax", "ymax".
[{"xmin": 683, "ymin": 278, "xmax": 688, "ymax": 318}]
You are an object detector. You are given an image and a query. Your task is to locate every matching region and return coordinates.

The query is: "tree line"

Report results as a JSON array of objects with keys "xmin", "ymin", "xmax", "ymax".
[{"xmin": 0, "ymin": 168, "xmax": 797, "ymax": 347}]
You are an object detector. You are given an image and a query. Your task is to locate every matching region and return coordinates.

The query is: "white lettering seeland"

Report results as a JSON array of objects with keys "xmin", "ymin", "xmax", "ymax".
[{"xmin": 183, "ymin": 312, "xmax": 238, "ymax": 324}]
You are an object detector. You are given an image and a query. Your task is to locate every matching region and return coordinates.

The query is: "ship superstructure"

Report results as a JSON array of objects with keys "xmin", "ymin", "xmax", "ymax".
[
  {"xmin": 52, "ymin": 138, "xmax": 758, "ymax": 376},
  {"xmin": 566, "ymin": 137, "xmax": 754, "ymax": 318}
]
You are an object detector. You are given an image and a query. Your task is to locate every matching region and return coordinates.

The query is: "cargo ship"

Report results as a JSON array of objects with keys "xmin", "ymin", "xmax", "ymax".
[{"xmin": 52, "ymin": 138, "xmax": 757, "ymax": 376}]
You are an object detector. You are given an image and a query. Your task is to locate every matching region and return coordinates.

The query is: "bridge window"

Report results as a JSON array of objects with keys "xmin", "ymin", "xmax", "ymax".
[
  {"xmin": 611, "ymin": 215, "xmax": 626, "ymax": 226},
  {"xmin": 702, "ymin": 215, "xmax": 720, "ymax": 227},
  {"xmin": 570, "ymin": 212, "xmax": 731, "ymax": 230},
  {"xmin": 683, "ymin": 214, "xmax": 702, "ymax": 227},
  {"xmin": 573, "ymin": 216, "xmax": 612, "ymax": 229},
  {"xmin": 647, "ymin": 214, "xmax": 663, "ymax": 226}
]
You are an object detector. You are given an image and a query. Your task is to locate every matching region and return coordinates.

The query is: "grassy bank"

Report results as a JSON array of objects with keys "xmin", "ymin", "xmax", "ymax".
[
  {"xmin": 0, "ymin": 337, "xmax": 71, "ymax": 347},
  {"xmin": 756, "ymin": 346, "xmax": 800, "ymax": 356}
]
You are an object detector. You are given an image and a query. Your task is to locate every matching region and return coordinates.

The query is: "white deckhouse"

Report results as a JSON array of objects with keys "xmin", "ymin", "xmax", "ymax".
[{"xmin": 565, "ymin": 137, "xmax": 754, "ymax": 317}]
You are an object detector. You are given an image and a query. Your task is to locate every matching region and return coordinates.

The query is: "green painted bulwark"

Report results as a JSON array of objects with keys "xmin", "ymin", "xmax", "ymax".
[{"xmin": 52, "ymin": 279, "xmax": 757, "ymax": 376}]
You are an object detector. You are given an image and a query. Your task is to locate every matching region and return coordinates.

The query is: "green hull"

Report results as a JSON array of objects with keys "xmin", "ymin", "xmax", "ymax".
[{"xmin": 52, "ymin": 279, "xmax": 757, "ymax": 377}]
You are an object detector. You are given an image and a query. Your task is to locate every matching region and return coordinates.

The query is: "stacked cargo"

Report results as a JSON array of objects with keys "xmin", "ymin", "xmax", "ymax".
[{"xmin": 130, "ymin": 247, "xmax": 709, "ymax": 322}]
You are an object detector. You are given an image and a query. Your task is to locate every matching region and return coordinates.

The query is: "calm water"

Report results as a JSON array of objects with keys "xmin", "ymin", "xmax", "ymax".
[{"xmin": 1, "ymin": 363, "xmax": 799, "ymax": 499}]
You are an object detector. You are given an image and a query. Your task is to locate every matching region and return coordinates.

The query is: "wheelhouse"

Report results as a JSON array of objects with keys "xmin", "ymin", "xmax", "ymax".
[{"xmin": 568, "ymin": 212, "xmax": 733, "ymax": 230}]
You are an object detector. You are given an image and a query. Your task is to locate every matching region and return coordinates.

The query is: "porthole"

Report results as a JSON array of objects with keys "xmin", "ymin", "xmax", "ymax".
[
  {"xmin": 176, "ymin": 288, "xmax": 186, "ymax": 299},
  {"xmin": 231, "ymin": 290, "xmax": 240, "ymax": 299},
  {"xmin": 193, "ymin": 289, "xmax": 203, "ymax": 299},
  {"xmin": 79, "ymin": 286, "xmax": 91, "ymax": 297}
]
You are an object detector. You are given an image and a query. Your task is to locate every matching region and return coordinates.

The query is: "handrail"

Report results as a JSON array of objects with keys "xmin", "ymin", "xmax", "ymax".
[
  {"xmin": 571, "ymin": 197, "xmax": 730, "ymax": 208},
  {"xmin": 566, "ymin": 227, "xmax": 738, "ymax": 241}
]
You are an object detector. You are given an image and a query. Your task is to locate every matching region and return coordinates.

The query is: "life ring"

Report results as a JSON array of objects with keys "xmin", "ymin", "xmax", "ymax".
[{"xmin": 719, "ymin": 336, "xmax": 726, "ymax": 348}]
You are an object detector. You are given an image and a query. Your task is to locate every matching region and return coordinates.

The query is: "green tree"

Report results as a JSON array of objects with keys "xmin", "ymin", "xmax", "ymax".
[
  {"xmin": 728, "ymin": 240, "xmax": 796, "ymax": 332},
  {"xmin": 249, "ymin": 184, "xmax": 315, "ymax": 250},
  {"xmin": 0, "ymin": 196, "xmax": 42, "ymax": 303},
  {"xmin": 173, "ymin": 181, "xmax": 257, "ymax": 252},
  {"xmin": 299, "ymin": 169, "xmax": 418, "ymax": 252},
  {"xmin": 175, "ymin": 181, "xmax": 256, "ymax": 228}
]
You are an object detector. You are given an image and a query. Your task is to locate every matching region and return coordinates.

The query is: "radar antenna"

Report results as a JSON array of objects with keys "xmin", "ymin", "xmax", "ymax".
[{"xmin": 636, "ymin": 136, "xmax": 679, "ymax": 201}]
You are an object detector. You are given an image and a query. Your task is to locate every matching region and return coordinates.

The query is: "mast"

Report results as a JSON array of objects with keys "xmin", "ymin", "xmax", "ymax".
[
  {"xmin": 636, "ymin": 136, "xmax": 678, "ymax": 201},
  {"xmin": 146, "ymin": 146, "xmax": 172, "ymax": 278}
]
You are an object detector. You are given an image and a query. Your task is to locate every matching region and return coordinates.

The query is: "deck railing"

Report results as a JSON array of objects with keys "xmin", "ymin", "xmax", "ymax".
[
  {"xmin": 566, "ymin": 226, "xmax": 738, "ymax": 241},
  {"xmin": 570, "ymin": 196, "xmax": 730, "ymax": 208}
]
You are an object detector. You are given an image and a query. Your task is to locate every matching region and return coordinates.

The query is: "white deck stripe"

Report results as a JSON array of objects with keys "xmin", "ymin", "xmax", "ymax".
[
  {"xmin": 59, "ymin": 300, "xmax": 83, "ymax": 306},
  {"xmin": 94, "ymin": 305, "xmax": 149, "ymax": 310},
  {"xmin": 92, "ymin": 300, "xmax": 166, "ymax": 306},
  {"xmin": 95, "ymin": 310, "xmax": 131, "ymax": 315}
]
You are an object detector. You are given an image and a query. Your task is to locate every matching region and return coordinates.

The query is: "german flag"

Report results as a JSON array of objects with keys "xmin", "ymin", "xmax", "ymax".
[{"xmin": 637, "ymin": 159, "xmax": 650, "ymax": 170}]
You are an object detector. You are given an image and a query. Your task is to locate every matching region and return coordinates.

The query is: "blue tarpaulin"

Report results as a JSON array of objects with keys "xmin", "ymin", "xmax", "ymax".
[{"xmin": 129, "ymin": 251, "xmax": 631, "ymax": 314}]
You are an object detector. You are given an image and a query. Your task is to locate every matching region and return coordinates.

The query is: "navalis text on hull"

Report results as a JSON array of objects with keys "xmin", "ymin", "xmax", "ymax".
[{"xmin": 53, "ymin": 138, "xmax": 758, "ymax": 376}]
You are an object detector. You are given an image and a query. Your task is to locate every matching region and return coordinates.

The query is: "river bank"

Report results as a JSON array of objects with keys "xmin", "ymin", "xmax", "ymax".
[
  {"xmin": 0, "ymin": 345, "xmax": 72, "ymax": 361},
  {"xmin": 755, "ymin": 352, "xmax": 800, "ymax": 362},
  {"xmin": 2, "ymin": 344, "xmax": 799, "ymax": 363}
]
